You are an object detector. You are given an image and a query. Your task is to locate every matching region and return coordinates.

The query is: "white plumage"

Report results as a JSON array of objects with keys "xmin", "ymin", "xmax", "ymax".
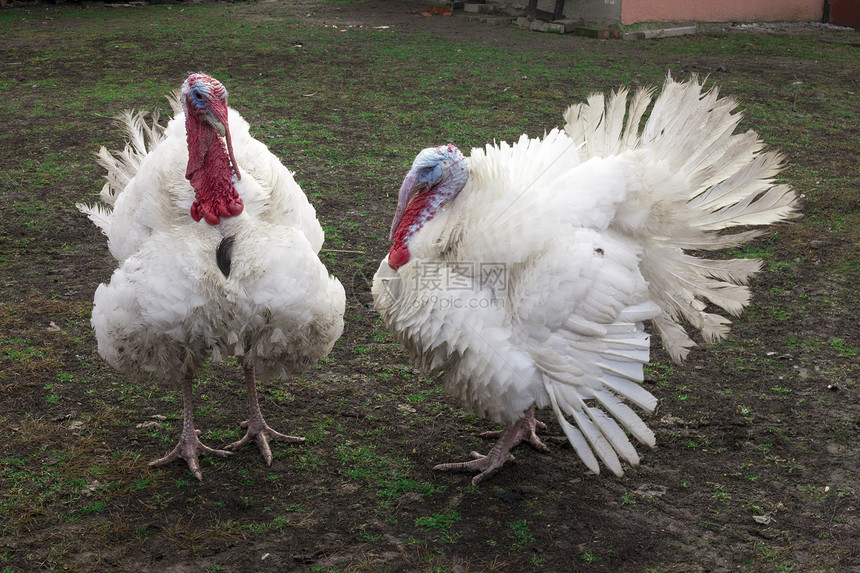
[
  {"xmin": 78, "ymin": 75, "xmax": 345, "ymax": 479},
  {"xmin": 372, "ymin": 75, "xmax": 798, "ymax": 484}
]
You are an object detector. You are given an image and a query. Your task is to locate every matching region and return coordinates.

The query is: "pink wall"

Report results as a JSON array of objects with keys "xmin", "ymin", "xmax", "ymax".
[{"xmin": 621, "ymin": 0, "xmax": 824, "ymax": 25}]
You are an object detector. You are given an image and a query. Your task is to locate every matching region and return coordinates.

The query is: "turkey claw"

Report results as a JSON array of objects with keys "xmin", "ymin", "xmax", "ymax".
[
  {"xmin": 226, "ymin": 420, "xmax": 304, "ymax": 465},
  {"xmin": 149, "ymin": 429, "xmax": 232, "ymax": 481},
  {"xmin": 435, "ymin": 407, "xmax": 547, "ymax": 485},
  {"xmin": 434, "ymin": 450, "xmax": 516, "ymax": 486},
  {"xmin": 479, "ymin": 418, "xmax": 549, "ymax": 452}
]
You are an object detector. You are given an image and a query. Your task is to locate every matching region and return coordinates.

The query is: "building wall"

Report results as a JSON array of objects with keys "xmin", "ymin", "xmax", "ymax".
[
  {"xmin": 620, "ymin": 0, "xmax": 824, "ymax": 25},
  {"xmin": 561, "ymin": 0, "xmax": 622, "ymax": 25}
]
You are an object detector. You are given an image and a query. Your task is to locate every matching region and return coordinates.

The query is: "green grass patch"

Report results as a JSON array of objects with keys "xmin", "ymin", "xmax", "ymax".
[{"xmin": 336, "ymin": 442, "xmax": 439, "ymax": 503}]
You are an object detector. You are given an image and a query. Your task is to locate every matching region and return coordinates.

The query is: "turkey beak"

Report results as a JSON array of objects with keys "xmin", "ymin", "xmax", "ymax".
[
  {"xmin": 205, "ymin": 103, "xmax": 242, "ymax": 181},
  {"xmin": 389, "ymin": 170, "xmax": 424, "ymax": 241}
]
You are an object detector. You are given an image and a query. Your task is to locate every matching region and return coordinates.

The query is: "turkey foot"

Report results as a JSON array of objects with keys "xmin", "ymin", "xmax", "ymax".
[
  {"xmin": 149, "ymin": 374, "xmax": 231, "ymax": 480},
  {"xmin": 479, "ymin": 408, "xmax": 549, "ymax": 452},
  {"xmin": 226, "ymin": 418, "xmax": 304, "ymax": 465},
  {"xmin": 434, "ymin": 407, "xmax": 547, "ymax": 486},
  {"xmin": 149, "ymin": 428, "xmax": 232, "ymax": 481},
  {"xmin": 225, "ymin": 367, "xmax": 304, "ymax": 465}
]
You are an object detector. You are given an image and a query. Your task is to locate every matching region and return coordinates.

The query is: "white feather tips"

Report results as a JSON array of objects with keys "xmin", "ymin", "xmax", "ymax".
[
  {"xmin": 90, "ymin": 109, "xmax": 168, "ymax": 209},
  {"xmin": 75, "ymin": 202, "xmax": 113, "ymax": 235},
  {"xmin": 538, "ymin": 313, "xmax": 657, "ymax": 476},
  {"xmin": 564, "ymin": 73, "xmax": 798, "ymax": 364}
]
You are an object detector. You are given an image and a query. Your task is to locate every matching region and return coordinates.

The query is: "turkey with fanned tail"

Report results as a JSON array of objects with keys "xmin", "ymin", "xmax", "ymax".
[
  {"xmin": 77, "ymin": 74, "xmax": 345, "ymax": 480},
  {"xmin": 372, "ymin": 75, "xmax": 799, "ymax": 485}
]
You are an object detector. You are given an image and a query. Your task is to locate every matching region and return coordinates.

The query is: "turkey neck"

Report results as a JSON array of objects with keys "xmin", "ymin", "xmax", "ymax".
[
  {"xmin": 388, "ymin": 179, "xmax": 464, "ymax": 271},
  {"xmin": 186, "ymin": 114, "xmax": 244, "ymax": 226}
]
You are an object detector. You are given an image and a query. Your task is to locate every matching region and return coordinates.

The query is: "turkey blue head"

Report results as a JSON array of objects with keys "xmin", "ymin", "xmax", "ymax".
[
  {"xmin": 181, "ymin": 73, "xmax": 244, "ymax": 225},
  {"xmin": 388, "ymin": 144, "xmax": 468, "ymax": 270}
]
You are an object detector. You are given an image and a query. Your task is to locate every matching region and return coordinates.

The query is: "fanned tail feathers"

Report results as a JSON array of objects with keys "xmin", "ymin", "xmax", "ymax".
[
  {"xmin": 564, "ymin": 74, "xmax": 799, "ymax": 362},
  {"xmin": 96, "ymin": 109, "xmax": 167, "ymax": 204},
  {"xmin": 76, "ymin": 107, "xmax": 169, "ymax": 234},
  {"xmin": 538, "ymin": 302, "xmax": 659, "ymax": 476}
]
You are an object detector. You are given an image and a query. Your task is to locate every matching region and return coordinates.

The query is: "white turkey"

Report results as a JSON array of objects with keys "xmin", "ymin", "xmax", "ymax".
[
  {"xmin": 372, "ymin": 75, "xmax": 799, "ymax": 485},
  {"xmin": 77, "ymin": 73, "xmax": 345, "ymax": 480}
]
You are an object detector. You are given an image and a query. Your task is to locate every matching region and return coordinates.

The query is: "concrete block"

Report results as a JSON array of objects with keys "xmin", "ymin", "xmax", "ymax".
[
  {"xmin": 553, "ymin": 19, "xmax": 581, "ymax": 33},
  {"xmin": 464, "ymin": 3, "xmax": 492, "ymax": 13},
  {"xmin": 517, "ymin": 16, "xmax": 576, "ymax": 33},
  {"xmin": 623, "ymin": 26, "xmax": 696, "ymax": 40},
  {"xmin": 646, "ymin": 25, "xmax": 696, "ymax": 38},
  {"xmin": 482, "ymin": 16, "xmax": 514, "ymax": 25}
]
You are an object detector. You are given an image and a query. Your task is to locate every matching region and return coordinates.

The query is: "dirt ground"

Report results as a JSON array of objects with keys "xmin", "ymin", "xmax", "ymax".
[{"xmin": 1, "ymin": 1, "xmax": 858, "ymax": 572}]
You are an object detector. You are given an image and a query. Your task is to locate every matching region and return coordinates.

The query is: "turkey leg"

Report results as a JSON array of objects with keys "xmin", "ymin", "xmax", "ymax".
[
  {"xmin": 149, "ymin": 373, "xmax": 232, "ymax": 480},
  {"xmin": 434, "ymin": 406, "xmax": 549, "ymax": 485},
  {"xmin": 226, "ymin": 366, "xmax": 304, "ymax": 465}
]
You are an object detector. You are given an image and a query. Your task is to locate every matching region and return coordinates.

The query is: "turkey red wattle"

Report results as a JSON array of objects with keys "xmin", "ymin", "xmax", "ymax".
[
  {"xmin": 186, "ymin": 116, "xmax": 244, "ymax": 225},
  {"xmin": 182, "ymin": 74, "xmax": 244, "ymax": 225},
  {"xmin": 387, "ymin": 191, "xmax": 438, "ymax": 270},
  {"xmin": 387, "ymin": 145, "xmax": 468, "ymax": 270}
]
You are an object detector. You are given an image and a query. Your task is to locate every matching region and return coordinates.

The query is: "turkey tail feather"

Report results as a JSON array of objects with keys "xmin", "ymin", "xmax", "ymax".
[
  {"xmin": 94, "ymin": 109, "xmax": 168, "ymax": 206},
  {"xmin": 74, "ymin": 202, "xmax": 113, "ymax": 236},
  {"xmin": 565, "ymin": 74, "xmax": 799, "ymax": 363},
  {"xmin": 536, "ymin": 311, "xmax": 658, "ymax": 476},
  {"xmin": 80, "ymin": 108, "xmax": 168, "ymax": 231}
]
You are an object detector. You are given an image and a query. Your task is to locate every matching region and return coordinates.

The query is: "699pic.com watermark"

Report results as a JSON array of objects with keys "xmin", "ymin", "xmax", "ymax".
[{"xmin": 408, "ymin": 261, "xmax": 507, "ymax": 310}]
